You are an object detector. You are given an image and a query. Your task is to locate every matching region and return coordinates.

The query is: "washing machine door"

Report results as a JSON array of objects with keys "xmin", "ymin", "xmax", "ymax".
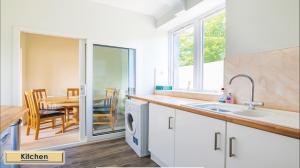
[{"xmin": 126, "ymin": 112, "xmax": 136, "ymax": 135}]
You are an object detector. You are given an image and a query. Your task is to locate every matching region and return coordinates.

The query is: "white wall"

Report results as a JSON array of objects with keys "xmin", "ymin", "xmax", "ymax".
[
  {"xmin": 21, "ymin": 33, "xmax": 79, "ymax": 97},
  {"xmin": 226, "ymin": 0, "xmax": 299, "ymax": 56},
  {"xmin": 0, "ymin": 0, "xmax": 168, "ymax": 105}
]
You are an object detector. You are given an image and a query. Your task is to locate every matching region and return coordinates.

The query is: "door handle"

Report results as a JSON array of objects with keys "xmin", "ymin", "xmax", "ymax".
[
  {"xmin": 214, "ymin": 132, "xmax": 221, "ymax": 150},
  {"xmin": 80, "ymin": 84, "xmax": 86, "ymax": 96},
  {"xmin": 168, "ymin": 117, "xmax": 174, "ymax": 129},
  {"xmin": 229, "ymin": 137, "xmax": 236, "ymax": 157}
]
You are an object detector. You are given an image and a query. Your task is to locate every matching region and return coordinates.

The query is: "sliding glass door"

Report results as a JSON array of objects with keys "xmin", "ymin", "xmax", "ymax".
[{"xmin": 91, "ymin": 45, "xmax": 136, "ymax": 136}]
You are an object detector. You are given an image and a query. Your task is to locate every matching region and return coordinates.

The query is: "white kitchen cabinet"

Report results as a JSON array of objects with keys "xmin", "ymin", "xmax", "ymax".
[
  {"xmin": 175, "ymin": 110, "xmax": 226, "ymax": 167},
  {"xmin": 226, "ymin": 123, "xmax": 300, "ymax": 168},
  {"xmin": 148, "ymin": 103, "xmax": 175, "ymax": 167}
]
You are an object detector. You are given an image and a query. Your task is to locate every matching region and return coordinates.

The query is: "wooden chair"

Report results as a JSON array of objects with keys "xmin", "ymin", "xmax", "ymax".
[
  {"xmin": 105, "ymin": 88, "xmax": 116, "ymax": 97},
  {"xmin": 31, "ymin": 89, "xmax": 48, "ymax": 110},
  {"xmin": 93, "ymin": 89, "xmax": 119, "ymax": 130},
  {"xmin": 93, "ymin": 88, "xmax": 117, "ymax": 109},
  {"xmin": 32, "ymin": 89, "xmax": 64, "ymax": 111},
  {"xmin": 66, "ymin": 88, "xmax": 79, "ymax": 121},
  {"xmin": 24, "ymin": 91, "xmax": 65, "ymax": 140},
  {"xmin": 67, "ymin": 88, "xmax": 79, "ymax": 98},
  {"xmin": 32, "ymin": 89, "xmax": 65, "ymax": 126},
  {"xmin": 104, "ymin": 88, "xmax": 116, "ymax": 107},
  {"xmin": 24, "ymin": 95, "xmax": 56, "ymax": 130}
]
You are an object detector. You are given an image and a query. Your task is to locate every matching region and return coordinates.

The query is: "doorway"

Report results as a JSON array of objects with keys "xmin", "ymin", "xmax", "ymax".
[
  {"xmin": 19, "ymin": 32, "xmax": 86, "ymax": 150},
  {"xmin": 89, "ymin": 44, "xmax": 136, "ymax": 137}
]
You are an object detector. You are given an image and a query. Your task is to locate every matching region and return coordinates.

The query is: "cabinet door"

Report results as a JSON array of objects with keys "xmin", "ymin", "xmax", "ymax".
[
  {"xmin": 226, "ymin": 123, "xmax": 300, "ymax": 168},
  {"xmin": 175, "ymin": 110, "xmax": 226, "ymax": 167},
  {"xmin": 149, "ymin": 103, "xmax": 175, "ymax": 166}
]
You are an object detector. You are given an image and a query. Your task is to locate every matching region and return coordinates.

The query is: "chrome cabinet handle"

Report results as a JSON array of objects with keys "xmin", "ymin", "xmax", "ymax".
[
  {"xmin": 229, "ymin": 137, "xmax": 236, "ymax": 157},
  {"xmin": 168, "ymin": 117, "xmax": 174, "ymax": 129},
  {"xmin": 214, "ymin": 132, "xmax": 221, "ymax": 150}
]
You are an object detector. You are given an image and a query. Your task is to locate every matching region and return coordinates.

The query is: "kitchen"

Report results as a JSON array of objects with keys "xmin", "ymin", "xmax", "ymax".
[{"xmin": 0, "ymin": 0, "xmax": 299, "ymax": 167}]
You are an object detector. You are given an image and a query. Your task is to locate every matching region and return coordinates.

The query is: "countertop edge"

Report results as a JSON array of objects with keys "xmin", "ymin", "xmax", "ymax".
[
  {"xmin": 128, "ymin": 95, "xmax": 300, "ymax": 139},
  {"xmin": 0, "ymin": 106, "xmax": 28, "ymax": 133}
]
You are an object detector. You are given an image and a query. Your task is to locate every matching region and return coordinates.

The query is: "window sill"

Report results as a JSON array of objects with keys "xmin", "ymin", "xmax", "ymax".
[{"xmin": 154, "ymin": 90, "xmax": 220, "ymax": 102}]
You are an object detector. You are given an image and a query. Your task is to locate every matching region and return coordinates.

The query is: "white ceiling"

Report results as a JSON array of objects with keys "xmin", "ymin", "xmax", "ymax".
[{"xmin": 91, "ymin": 0, "xmax": 184, "ymax": 19}]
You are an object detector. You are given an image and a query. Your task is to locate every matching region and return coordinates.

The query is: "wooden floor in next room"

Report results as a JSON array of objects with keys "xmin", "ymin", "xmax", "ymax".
[
  {"xmin": 20, "ymin": 121, "xmax": 80, "ymax": 150},
  {"xmin": 21, "ymin": 138, "xmax": 158, "ymax": 168}
]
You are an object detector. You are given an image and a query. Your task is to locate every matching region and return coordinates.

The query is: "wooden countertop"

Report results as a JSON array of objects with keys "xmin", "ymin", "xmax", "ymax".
[
  {"xmin": 128, "ymin": 95, "xmax": 300, "ymax": 139},
  {"xmin": 0, "ymin": 106, "xmax": 28, "ymax": 132}
]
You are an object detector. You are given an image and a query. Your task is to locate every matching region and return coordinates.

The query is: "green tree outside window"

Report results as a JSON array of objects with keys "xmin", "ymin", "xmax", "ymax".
[{"xmin": 178, "ymin": 11, "xmax": 225, "ymax": 66}]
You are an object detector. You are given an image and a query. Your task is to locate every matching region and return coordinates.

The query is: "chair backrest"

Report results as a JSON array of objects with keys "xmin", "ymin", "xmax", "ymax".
[
  {"xmin": 24, "ymin": 92, "xmax": 30, "ymax": 109},
  {"xmin": 24, "ymin": 91, "xmax": 31, "ymax": 121},
  {"xmin": 32, "ymin": 89, "xmax": 48, "ymax": 110},
  {"xmin": 110, "ymin": 89, "xmax": 120, "ymax": 113},
  {"xmin": 24, "ymin": 91, "xmax": 40, "ymax": 125},
  {"xmin": 103, "ymin": 88, "xmax": 117, "ymax": 107},
  {"xmin": 67, "ymin": 88, "xmax": 79, "ymax": 97},
  {"xmin": 105, "ymin": 88, "xmax": 116, "ymax": 98}
]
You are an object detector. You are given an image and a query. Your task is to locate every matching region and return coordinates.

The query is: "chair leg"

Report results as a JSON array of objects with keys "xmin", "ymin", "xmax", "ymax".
[
  {"xmin": 61, "ymin": 116, "xmax": 65, "ymax": 133},
  {"xmin": 66, "ymin": 113, "xmax": 69, "ymax": 122},
  {"xmin": 51, "ymin": 119, "xmax": 56, "ymax": 129},
  {"xmin": 66, "ymin": 108, "xmax": 70, "ymax": 122},
  {"xmin": 26, "ymin": 125, "xmax": 30, "ymax": 135},
  {"xmin": 111, "ymin": 116, "xmax": 115, "ymax": 131},
  {"xmin": 74, "ymin": 107, "xmax": 79, "ymax": 124},
  {"xmin": 66, "ymin": 109, "xmax": 69, "ymax": 122},
  {"xmin": 34, "ymin": 124, "xmax": 40, "ymax": 140},
  {"xmin": 26, "ymin": 117, "xmax": 31, "ymax": 135}
]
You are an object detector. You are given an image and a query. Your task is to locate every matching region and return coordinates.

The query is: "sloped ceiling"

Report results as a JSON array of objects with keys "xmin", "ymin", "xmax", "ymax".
[
  {"xmin": 91, "ymin": 0, "xmax": 185, "ymax": 19},
  {"xmin": 90, "ymin": 0, "xmax": 224, "ymax": 29}
]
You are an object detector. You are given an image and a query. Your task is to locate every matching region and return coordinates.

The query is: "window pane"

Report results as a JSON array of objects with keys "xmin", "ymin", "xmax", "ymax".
[
  {"xmin": 174, "ymin": 26, "xmax": 194, "ymax": 89},
  {"xmin": 203, "ymin": 11, "xmax": 225, "ymax": 91}
]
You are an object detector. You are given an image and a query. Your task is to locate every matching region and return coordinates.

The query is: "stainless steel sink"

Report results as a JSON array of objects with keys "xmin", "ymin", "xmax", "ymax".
[
  {"xmin": 183, "ymin": 103, "xmax": 240, "ymax": 113},
  {"xmin": 184, "ymin": 103, "xmax": 270, "ymax": 118},
  {"xmin": 234, "ymin": 110, "xmax": 268, "ymax": 117}
]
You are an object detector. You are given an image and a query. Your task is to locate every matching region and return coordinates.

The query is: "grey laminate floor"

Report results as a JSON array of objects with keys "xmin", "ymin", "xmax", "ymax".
[{"xmin": 21, "ymin": 138, "xmax": 158, "ymax": 168}]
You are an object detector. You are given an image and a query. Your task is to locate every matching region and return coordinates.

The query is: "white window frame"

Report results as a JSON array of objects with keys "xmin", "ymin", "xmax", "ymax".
[{"xmin": 169, "ymin": 7, "xmax": 225, "ymax": 93}]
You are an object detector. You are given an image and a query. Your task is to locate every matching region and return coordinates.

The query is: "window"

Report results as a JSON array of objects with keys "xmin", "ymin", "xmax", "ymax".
[
  {"xmin": 173, "ymin": 26, "xmax": 194, "ymax": 89},
  {"xmin": 203, "ymin": 10, "xmax": 225, "ymax": 91},
  {"xmin": 171, "ymin": 10, "xmax": 225, "ymax": 92}
]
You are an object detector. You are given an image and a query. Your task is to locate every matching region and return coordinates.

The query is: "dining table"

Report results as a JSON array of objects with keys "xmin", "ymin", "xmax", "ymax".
[
  {"xmin": 43, "ymin": 96, "xmax": 79, "ymax": 133},
  {"xmin": 42, "ymin": 96, "xmax": 109, "ymax": 133}
]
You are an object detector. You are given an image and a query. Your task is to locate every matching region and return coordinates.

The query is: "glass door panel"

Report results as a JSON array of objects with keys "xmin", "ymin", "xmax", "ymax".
[{"xmin": 92, "ymin": 45, "xmax": 135, "ymax": 136}]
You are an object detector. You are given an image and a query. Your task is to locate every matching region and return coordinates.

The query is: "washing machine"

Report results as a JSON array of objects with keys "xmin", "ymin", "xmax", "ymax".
[{"xmin": 125, "ymin": 99, "xmax": 150, "ymax": 157}]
